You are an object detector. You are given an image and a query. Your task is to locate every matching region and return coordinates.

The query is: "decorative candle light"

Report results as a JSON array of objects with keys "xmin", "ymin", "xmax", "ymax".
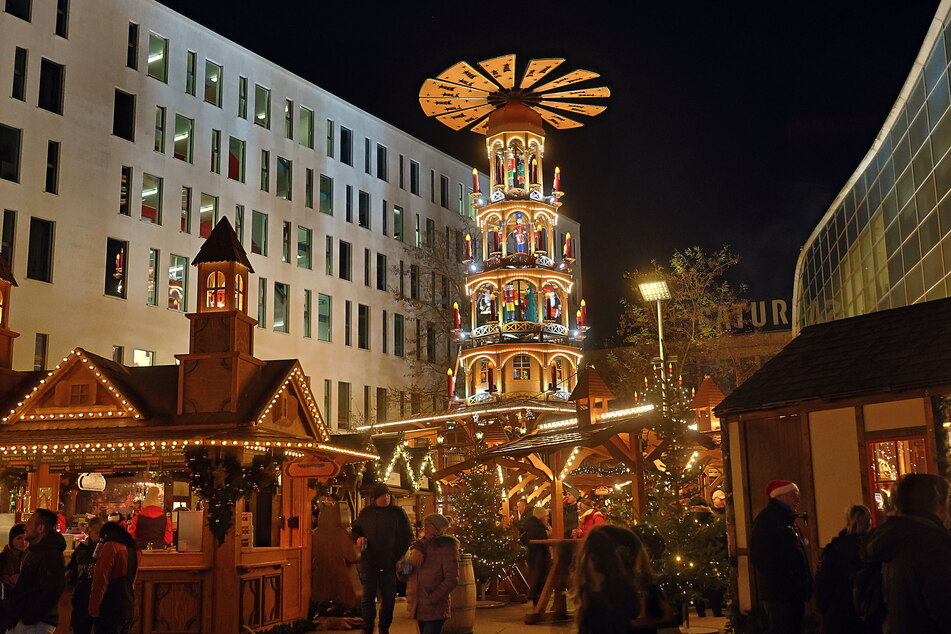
[
  {"xmin": 554, "ymin": 166, "xmax": 561, "ymax": 192},
  {"xmin": 489, "ymin": 293, "xmax": 497, "ymax": 321},
  {"xmin": 535, "ymin": 224, "xmax": 543, "ymax": 251},
  {"xmin": 447, "ymin": 368, "xmax": 455, "ymax": 399},
  {"xmin": 550, "ymin": 363, "xmax": 558, "ymax": 391},
  {"xmin": 580, "ymin": 299, "xmax": 587, "ymax": 326},
  {"xmin": 472, "ymin": 168, "xmax": 479, "ymax": 193},
  {"xmin": 487, "ymin": 365, "xmax": 496, "ymax": 392},
  {"xmin": 464, "ymin": 234, "xmax": 472, "ymax": 260},
  {"xmin": 452, "ymin": 302, "xmax": 461, "ymax": 329},
  {"xmin": 576, "ymin": 309, "xmax": 583, "ymax": 329},
  {"xmin": 564, "ymin": 233, "xmax": 574, "ymax": 259}
]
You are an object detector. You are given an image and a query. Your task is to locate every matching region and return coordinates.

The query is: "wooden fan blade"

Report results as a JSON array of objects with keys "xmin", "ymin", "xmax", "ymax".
[
  {"xmin": 470, "ymin": 117, "xmax": 489, "ymax": 135},
  {"xmin": 532, "ymin": 106, "xmax": 585, "ymax": 129},
  {"xmin": 538, "ymin": 101, "xmax": 607, "ymax": 117},
  {"xmin": 478, "ymin": 54, "xmax": 517, "ymax": 89},
  {"xmin": 419, "ymin": 78, "xmax": 491, "ymax": 99},
  {"xmin": 420, "ymin": 97, "xmax": 488, "ymax": 117},
  {"xmin": 541, "ymin": 86, "xmax": 612, "ymax": 100},
  {"xmin": 436, "ymin": 104, "xmax": 496, "ymax": 130},
  {"xmin": 533, "ymin": 69, "xmax": 601, "ymax": 94},
  {"xmin": 520, "ymin": 58, "xmax": 566, "ymax": 89},
  {"xmin": 437, "ymin": 61, "xmax": 500, "ymax": 92}
]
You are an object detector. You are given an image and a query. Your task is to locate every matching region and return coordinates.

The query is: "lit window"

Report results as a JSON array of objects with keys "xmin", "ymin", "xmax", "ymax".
[
  {"xmin": 132, "ymin": 349, "xmax": 155, "ymax": 367},
  {"xmin": 228, "ymin": 137, "xmax": 245, "ymax": 182},
  {"xmin": 284, "ymin": 99, "xmax": 293, "ymax": 139},
  {"xmin": 104, "ymin": 238, "xmax": 127, "ymax": 299},
  {"xmin": 204, "ymin": 61, "xmax": 222, "ymax": 106},
  {"xmin": 141, "ymin": 173, "xmax": 162, "ymax": 224},
  {"xmin": 254, "ymin": 84, "xmax": 270, "ymax": 128},
  {"xmin": 206, "ymin": 271, "xmax": 225, "ymax": 308},
  {"xmin": 276, "ymin": 156, "xmax": 292, "ymax": 200},
  {"xmin": 273, "ymin": 282, "xmax": 289, "ymax": 333},
  {"xmin": 234, "ymin": 274, "xmax": 244, "ymax": 311},
  {"xmin": 167, "ymin": 254, "xmax": 187, "ymax": 311},
  {"xmin": 251, "ymin": 210, "xmax": 268, "ymax": 256},
  {"xmin": 147, "ymin": 33, "xmax": 168, "ymax": 82},
  {"xmin": 199, "ymin": 193, "xmax": 217, "ymax": 239},
  {"xmin": 317, "ymin": 293, "xmax": 332, "ymax": 342},
  {"xmin": 299, "ymin": 106, "xmax": 314, "ymax": 148},
  {"xmin": 513, "ymin": 355, "xmax": 531, "ymax": 380},
  {"xmin": 173, "ymin": 114, "xmax": 194, "ymax": 163}
]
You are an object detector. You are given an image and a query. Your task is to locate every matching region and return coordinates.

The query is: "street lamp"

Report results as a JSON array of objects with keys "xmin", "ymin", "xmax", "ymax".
[{"xmin": 639, "ymin": 280, "xmax": 671, "ymax": 416}]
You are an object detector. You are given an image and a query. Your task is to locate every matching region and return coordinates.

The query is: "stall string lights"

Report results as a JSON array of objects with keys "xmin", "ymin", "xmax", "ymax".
[
  {"xmin": 377, "ymin": 443, "xmax": 437, "ymax": 492},
  {"xmin": 253, "ymin": 367, "xmax": 330, "ymax": 442}
]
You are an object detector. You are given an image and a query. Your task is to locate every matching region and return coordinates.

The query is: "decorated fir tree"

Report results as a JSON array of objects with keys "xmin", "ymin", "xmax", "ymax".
[{"xmin": 449, "ymin": 465, "xmax": 523, "ymax": 587}]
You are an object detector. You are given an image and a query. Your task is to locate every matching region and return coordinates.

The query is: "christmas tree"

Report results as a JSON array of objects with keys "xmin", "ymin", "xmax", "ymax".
[{"xmin": 449, "ymin": 464, "xmax": 523, "ymax": 586}]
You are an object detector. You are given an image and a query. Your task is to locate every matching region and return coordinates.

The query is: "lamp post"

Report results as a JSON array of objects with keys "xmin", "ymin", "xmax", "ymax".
[{"xmin": 638, "ymin": 280, "xmax": 671, "ymax": 417}]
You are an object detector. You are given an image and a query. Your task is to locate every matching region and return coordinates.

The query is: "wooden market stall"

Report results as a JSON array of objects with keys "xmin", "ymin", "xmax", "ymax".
[{"xmin": 0, "ymin": 220, "xmax": 376, "ymax": 633}]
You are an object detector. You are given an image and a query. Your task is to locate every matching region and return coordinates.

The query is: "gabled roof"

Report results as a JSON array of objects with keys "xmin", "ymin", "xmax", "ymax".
[
  {"xmin": 568, "ymin": 366, "xmax": 616, "ymax": 401},
  {"xmin": 693, "ymin": 376, "xmax": 725, "ymax": 410},
  {"xmin": 716, "ymin": 298, "xmax": 951, "ymax": 415},
  {"xmin": 192, "ymin": 217, "xmax": 254, "ymax": 273}
]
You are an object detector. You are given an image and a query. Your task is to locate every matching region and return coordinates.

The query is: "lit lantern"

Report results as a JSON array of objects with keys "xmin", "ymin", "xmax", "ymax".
[
  {"xmin": 472, "ymin": 168, "xmax": 479, "ymax": 193},
  {"xmin": 452, "ymin": 302, "xmax": 461, "ymax": 329},
  {"xmin": 464, "ymin": 234, "xmax": 472, "ymax": 260}
]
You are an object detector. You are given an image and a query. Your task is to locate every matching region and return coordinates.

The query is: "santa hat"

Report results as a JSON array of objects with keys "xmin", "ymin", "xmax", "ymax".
[{"xmin": 766, "ymin": 480, "xmax": 799, "ymax": 498}]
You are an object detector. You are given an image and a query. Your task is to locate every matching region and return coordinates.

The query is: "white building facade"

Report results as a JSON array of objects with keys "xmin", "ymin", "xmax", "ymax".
[{"xmin": 0, "ymin": 0, "xmax": 582, "ymax": 429}]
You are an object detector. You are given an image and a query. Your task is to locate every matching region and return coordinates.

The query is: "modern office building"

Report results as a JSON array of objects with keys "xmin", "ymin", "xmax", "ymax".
[
  {"xmin": 793, "ymin": 0, "xmax": 951, "ymax": 332},
  {"xmin": 0, "ymin": 0, "xmax": 582, "ymax": 429}
]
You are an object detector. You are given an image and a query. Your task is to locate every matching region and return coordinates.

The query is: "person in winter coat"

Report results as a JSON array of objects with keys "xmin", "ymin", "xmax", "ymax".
[
  {"xmin": 0, "ymin": 524, "xmax": 27, "ymax": 629},
  {"xmin": 351, "ymin": 483, "xmax": 413, "ymax": 634},
  {"xmin": 749, "ymin": 480, "xmax": 811, "ymax": 634},
  {"xmin": 127, "ymin": 488, "xmax": 172, "ymax": 550},
  {"xmin": 520, "ymin": 506, "xmax": 551, "ymax": 607},
  {"xmin": 572, "ymin": 499, "xmax": 606, "ymax": 538},
  {"xmin": 89, "ymin": 521, "xmax": 140, "ymax": 634},
  {"xmin": 4, "ymin": 508, "xmax": 66, "ymax": 634},
  {"xmin": 562, "ymin": 493, "xmax": 579, "ymax": 539},
  {"xmin": 814, "ymin": 505, "xmax": 875, "ymax": 634},
  {"xmin": 405, "ymin": 514, "xmax": 459, "ymax": 634},
  {"xmin": 312, "ymin": 501, "xmax": 359, "ymax": 610},
  {"xmin": 863, "ymin": 473, "xmax": 951, "ymax": 634},
  {"xmin": 66, "ymin": 517, "xmax": 103, "ymax": 634}
]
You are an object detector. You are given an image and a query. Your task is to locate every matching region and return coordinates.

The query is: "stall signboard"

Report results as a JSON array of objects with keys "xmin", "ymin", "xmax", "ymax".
[
  {"xmin": 285, "ymin": 458, "xmax": 339, "ymax": 479},
  {"xmin": 77, "ymin": 472, "xmax": 106, "ymax": 492}
]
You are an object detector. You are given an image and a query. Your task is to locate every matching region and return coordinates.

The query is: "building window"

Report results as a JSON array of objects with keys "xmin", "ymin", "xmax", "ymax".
[
  {"xmin": 297, "ymin": 226, "xmax": 312, "ymax": 269},
  {"xmin": 12, "ymin": 48, "xmax": 27, "ymax": 101},
  {"xmin": 394, "ymin": 313, "xmax": 404, "ymax": 357},
  {"xmin": 381, "ymin": 200, "xmax": 388, "ymax": 236},
  {"xmin": 126, "ymin": 22, "xmax": 138, "ymax": 69},
  {"xmin": 257, "ymin": 278, "xmax": 266, "ymax": 327},
  {"xmin": 323, "ymin": 379, "xmax": 332, "ymax": 423},
  {"xmin": 317, "ymin": 293, "xmax": 331, "ymax": 341},
  {"xmin": 319, "ymin": 174, "xmax": 333, "ymax": 215},
  {"xmin": 112, "ymin": 346, "xmax": 124, "ymax": 364},
  {"xmin": 414, "ymin": 320, "xmax": 421, "ymax": 361},
  {"xmin": 867, "ymin": 436, "xmax": 929, "ymax": 525},
  {"xmin": 345, "ymin": 185, "xmax": 353, "ymax": 223},
  {"xmin": 54, "ymin": 0, "xmax": 68, "ymax": 37},
  {"xmin": 167, "ymin": 254, "xmax": 187, "ymax": 311},
  {"xmin": 337, "ymin": 382, "xmax": 351, "ymax": 429},
  {"xmin": 364, "ymin": 138, "xmax": 371, "ymax": 174},
  {"xmin": 276, "ymin": 156, "xmax": 292, "ymax": 200},
  {"xmin": 305, "ymin": 168, "xmax": 314, "ymax": 208},
  {"xmin": 238, "ymin": 76, "xmax": 248, "ymax": 118},
  {"xmin": 173, "ymin": 114, "xmax": 194, "ymax": 163},
  {"xmin": 180, "ymin": 186, "xmax": 191, "ymax": 232},
  {"xmin": 44, "ymin": 141, "xmax": 59, "ymax": 194},
  {"xmin": 281, "ymin": 221, "xmax": 291, "ymax": 263},
  {"xmin": 439, "ymin": 175, "xmax": 450, "ymax": 209},
  {"xmin": 284, "ymin": 99, "xmax": 293, "ymax": 139},
  {"xmin": 414, "ymin": 214, "xmax": 421, "ymax": 248},
  {"xmin": 5, "ymin": 0, "xmax": 29, "ymax": 21},
  {"xmin": 340, "ymin": 127, "xmax": 352, "ymax": 165},
  {"xmin": 112, "ymin": 90, "xmax": 135, "ymax": 141},
  {"xmin": 376, "ymin": 144, "xmax": 388, "ymax": 181},
  {"xmin": 205, "ymin": 271, "xmax": 226, "ymax": 309},
  {"xmin": 426, "ymin": 218, "xmax": 436, "ymax": 249},
  {"xmin": 37, "ymin": 59, "xmax": 64, "ymax": 114},
  {"xmin": 376, "ymin": 253, "xmax": 387, "ymax": 291},
  {"xmin": 324, "ymin": 236, "xmax": 333, "ymax": 275},
  {"xmin": 141, "ymin": 173, "xmax": 162, "ymax": 225},
  {"xmin": 204, "ymin": 61, "xmax": 222, "ymax": 106},
  {"xmin": 344, "ymin": 300, "xmax": 352, "ymax": 346},
  {"xmin": 339, "ymin": 240, "xmax": 352, "ymax": 281},
  {"xmin": 118, "ymin": 166, "xmax": 132, "ymax": 216},
  {"xmin": 33, "ymin": 334, "xmax": 48, "ymax": 372},
  {"xmin": 399, "ymin": 260, "xmax": 404, "ymax": 295},
  {"xmin": 273, "ymin": 282, "xmax": 289, "ymax": 333},
  {"xmin": 1, "ymin": 210, "xmax": 16, "ymax": 265},
  {"xmin": 303, "ymin": 289, "xmax": 312, "ymax": 338},
  {"xmin": 393, "ymin": 205, "xmax": 404, "ymax": 241},
  {"xmin": 399, "ymin": 155, "xmax": 405, "ymax": 189},
  {"xmin": 146, "ymin": 248, "xmax": 158, "ymax": 305},
  {"xmin": 426, "ymin": 324, "xmax": 435, "ymax": 363},
  {"xmin": 381, "ymin": 310, "xmax": 388, "ymax": 354},
  {"xmin": 210, "ymin": 129, "xmax": 221, "ymax": 173},
  {"xmin": 153, "ymin": 106, "xmax": 166, "ymax": 153},
  {"xmin": 410, "ymin": 160, "xmax": 420, "ymax": 195},
  {"xmin": 147, "ymin": 33, "xmax": 168, "ymax": 83},
  {"xmin": 235, "ymin": 204, "xmax": 245, "ymax": 245},
  {"xmin": 358, "ymin": 190, "xmax": 370, "ymax": 228},
  {"xmin": 132, "ymin": 349, "xmax": 154, "ymax": 367},
  {"xmin": 430, "ymin": 170, "xmax": 436, "ymax": 203},
  {"xmin": 458, "ymin": 183, "xmax": 466, "ymax": 215},
  {"xmin": 228, "ymin": 137, "xmax": 245, "ymax": 182},
  {"xmin": 251, "ymin": 210, "xmax": 268, "ymax": 256},
  {"xmin": 358, "ymin": 304, "xmax": 370, "ymax": 350},
  {"xmin": 513, "ymin": 355, "xmax": 531, "ymax": 380},
  {"xmin": 364, "ymin": 248, "xmax": 371, "ymax": 286},
  {"xmin": 410, "ymin": 265, "xmax": 420, "ymax": 299},
  {"xmin": 299, "ymin": 106, "xmax": 314, "ymax": 148},
  {"xmin": 376, "ymin": 387, "xmax": 388, "ymax": 422},
  {"xmin": 254, "ymin": 84, "xmax": 270, "ymax": 128},
  {"xmin": 185, "ymin": 51, "xmax": 196, "ymax": 96},
  {"xmin": 104, "ymin": 238, "xmax": 127, "ymax": 299},
  {"xmin": 260, "ymin": 150, "xmax": 270, "ymax": 192},
  {"xmin": 199, "ymin": 193, "xmax": 217, "ymax": 239}
]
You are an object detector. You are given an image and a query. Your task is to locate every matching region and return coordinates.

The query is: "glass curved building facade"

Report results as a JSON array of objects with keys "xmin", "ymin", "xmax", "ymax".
[{"xmin": 794, "ymin": 2, "xmax": 951, "ymax": 332}]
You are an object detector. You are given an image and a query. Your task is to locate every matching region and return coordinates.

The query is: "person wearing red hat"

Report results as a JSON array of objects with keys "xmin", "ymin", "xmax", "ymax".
[{"xmin": 749, "ymin": 480, "xmax": 811, "ymax": 634}]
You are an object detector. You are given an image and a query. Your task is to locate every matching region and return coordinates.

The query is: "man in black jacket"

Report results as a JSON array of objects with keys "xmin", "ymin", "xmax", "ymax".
[
  {"xmin": 352, "ymin": 483, "xmax": 413, "ymax": 634},
  {"xmin": 864, "ymin": 473, "xmax": 951, "ymax": 634},
  {"xmin": 749, "ymin": 480, "xmax": 811, "ymax": 634},
  {"xmin": 6, "ymin": 508, "xmax": 66, "ymax": 633}
]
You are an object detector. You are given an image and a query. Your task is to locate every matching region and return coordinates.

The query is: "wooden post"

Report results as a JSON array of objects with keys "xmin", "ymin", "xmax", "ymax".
[{"xmin": 631, "ymin": 432, "xmax": 646, "ymax": 518}]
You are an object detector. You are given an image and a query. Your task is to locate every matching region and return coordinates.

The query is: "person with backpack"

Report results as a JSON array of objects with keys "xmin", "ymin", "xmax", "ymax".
[
  {"xmin": 749, "ymin": 480, "xmax": 811, "ymax": 634},
  {"xmin": 814, "ymin": 505, "xmax": 876, "ymax": 634},
  {"xmin": 862, "ymin": 473, "xmax": 951, "ymax": 634}
]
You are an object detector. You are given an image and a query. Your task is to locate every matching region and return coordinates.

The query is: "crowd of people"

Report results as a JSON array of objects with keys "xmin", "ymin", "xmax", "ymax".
[{"xmin": 750, "ymin": 474, "xmax": 951, "ymax": 634}]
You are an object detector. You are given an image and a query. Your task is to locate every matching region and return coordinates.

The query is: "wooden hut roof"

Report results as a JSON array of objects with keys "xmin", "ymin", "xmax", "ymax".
[
  {"xmin": 191, "ymin": 217, "xmax": 254, "ymax": 272},
  {"xmin": 693, "ymin": 376, "xmax": 725, "ymax": 409},
  {"xmin": 568, "ymin": 366, "xmax": 616, "ymax": 401},
  {"xmin": 716, "ymin": 297, "xmax": 951, "ymax": 415}
]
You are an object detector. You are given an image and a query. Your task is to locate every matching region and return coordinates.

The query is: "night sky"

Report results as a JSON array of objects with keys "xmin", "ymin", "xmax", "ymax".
[{"xmin": 159, "ymin": 0, "xmax": 939, "ymax": 345}]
